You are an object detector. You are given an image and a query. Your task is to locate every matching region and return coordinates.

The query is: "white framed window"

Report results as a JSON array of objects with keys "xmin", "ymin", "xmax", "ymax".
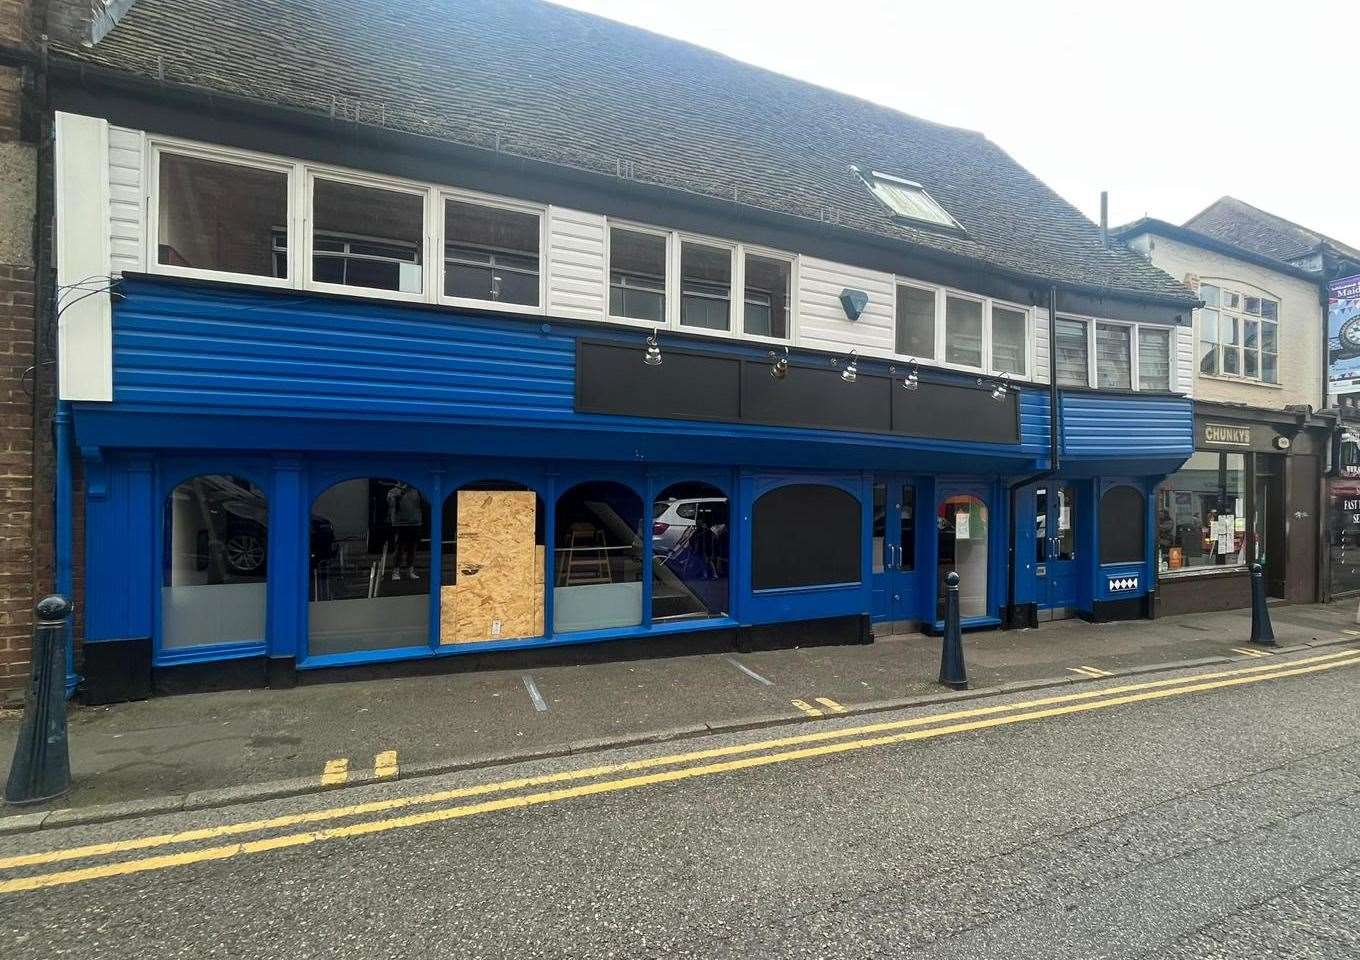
[
  {"xmin": 678, "ymin": 237, "xmax": 736, "ymax": 333},
  {"xmin": 148, "ymin": 141, "xmax": 295, "ymax": 287},
  {"xmin": 1095, "ymin": 322, "xmax": 1133, "ymax": 389},
  {"xmin": 1056, "ymin": 314, "xmax": 1177, "ymax": 392},
  {"xmin": 1055, "ymin": 317, "xmax": 1091, "ymax": 387},
  {"xmin": 740, "ymin": 248, "xmax": 794, "ymax": 342},
  {"xmin": 895, "ymin": 281, "xmax": 937, "ymax": 360},
  {"xmin": 1196, "ymin": 282, "xmax": 1280, "ymax": 384},
  {"xmin": 1138, "ymin": 327, "xmax": 1172, "ymax": 391},
  {"xmin": 305, "ymin": 170, "xmax": 430, "ymax": 301},
  {"xmin": 856, "ymin": 168, "xmax": 962, "ymax": 232},
  {"xmin": 439, "ymin": 190, "xmax": 545, "ymax": 314},
  {"xmin": 990, "ymin": 302, "xmax": 1029, "ymax": 377},
  {"xmin": 944, "ymin": 292, "xmax": 985, "ymax": 369},
  {"xmin": 607, "ymin": 223, "xmax": 670, "ymax": 327}
]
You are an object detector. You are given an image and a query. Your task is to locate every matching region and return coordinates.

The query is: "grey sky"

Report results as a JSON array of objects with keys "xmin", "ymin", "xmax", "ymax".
[{"xmin": 554, "ymin": 0, "xmax": 1358, "ymax": 247}]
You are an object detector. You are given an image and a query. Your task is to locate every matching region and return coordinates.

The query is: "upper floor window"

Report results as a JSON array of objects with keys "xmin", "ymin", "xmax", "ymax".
[
  {"xmin": 156, "ymin": 149, "xmax": 290, "ymax": 282},
  {"xmin": 1198, "ymin": 283, "xmax": 1279, "ymax": 384},
  {"xmin": 609, "ymin": 226, "xmax": 668, "ymax": 324},
  {"xmin": 443, "ymin": 196, "xmax": 542, "ymax": 308},
  {"xmin": 743, "ymin": 253, "xmax": 792, "ymax": 340},
  {"xmin": 1056, "ymin": 316, "xmax": 1173, "ymax": 391},
  {"xmin": 857, "ymin": 169, "xmax": 962, "ymax": 232},
  {"xmin": 894, "ymin": 284, "xmax": 1029, "ymax": 375},
  {"xmin": 310, "ymin": 176, "xmax": 425, "ymax": 295},
  {"xmin": 680, "ymin": 240, "xmax": 734, "ymax": 332}
]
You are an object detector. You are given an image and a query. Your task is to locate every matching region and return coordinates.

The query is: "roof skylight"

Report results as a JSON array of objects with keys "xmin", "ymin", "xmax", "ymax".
[{"xmin": 855, "ymin": 168, "xmax": 962, "ymax": 232}]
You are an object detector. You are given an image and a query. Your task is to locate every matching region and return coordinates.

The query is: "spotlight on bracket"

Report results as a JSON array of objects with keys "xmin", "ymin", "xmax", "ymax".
[
  {"xmin": 900, "ymin": 359, "xmax": 920, "ymax": 391},
  {"xmin": 978, "ymin": 372, "xmax": 1010, "ymax": 401},
  {"xmin": 769, "ymin": 345, "xmax": 790, "ymax": 380},
  {"xmin": 642, "ymin": 329, "xmax": 662, "ymax": 366},
  {"xmin": 840, "ymin": 349, "xmax": 859, "ymax": 383}
]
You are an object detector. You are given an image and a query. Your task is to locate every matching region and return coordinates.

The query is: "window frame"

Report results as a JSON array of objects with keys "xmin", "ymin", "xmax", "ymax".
[
  {"xmin": 147, "ymin": 138, "xmax": 299, "ymax": 289},
  {"xmin": 860, "ymin": 169, "xmax": 964, "ymax": 233},
  {"xmin": 674, "ymin": 231, "xmax": 739, "ymax": 337},
  {"xmin": 988, "ymin": 298, "xmax": 1032, "ymax": 378},
  {"xmin": 940, "ymin": 287, "xmax": 988, "ymax": 373},
  {"xmin": 1052, "ymin": 313, "xmax": 1178, "ymax": 393},
  {"xmin": 893, "ymin": 278, "xmax": 941, "ymax": 363},
  {"xmin": 436, "ymin": 187, "xmax": 547, "ymax": 316},
  {"xmin": 737, "ymin": 244, "xmax": 797, "ymax": 344},
  {"xmin": 303, "ymin": 167, "xmax": 434, "ymax": 304},
  {"xmin": 1194, "ymin": 281, "xmax": 1281, "ymax": 386},
  {"xmin": 604, "ymin": 219, "xmax": 675, "ymax": 330}
]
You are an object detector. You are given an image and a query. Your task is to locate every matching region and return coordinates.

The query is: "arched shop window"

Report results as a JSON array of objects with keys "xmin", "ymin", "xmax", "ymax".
[
  {"xmin": 752, "ymin": 484, "xmax": 861, "ymax": 590},
  {"xmin": 937, "ymin": 494, "xmax": 988, "ymax": 619},
  {"xmin": 554, "ymin": 481, "xmax": 644, "ymax": 632},
  {"xmin": 308, "ymin": 478, "xmax": 431, "ymax": 656},
  {"xmin": 652, "ymin": 482, "xmax": 729, "ymax": 619},
  {"xmin": 1100, "ymin": 486, "xmax": 1146, "ymax": 565},
  {"xmin": 440, "ymin": 481, "xmax": 546, "ymax": 645},
  {"xmin": 161, "ymin": 475, "xmax": 268, "ymax": 649}
]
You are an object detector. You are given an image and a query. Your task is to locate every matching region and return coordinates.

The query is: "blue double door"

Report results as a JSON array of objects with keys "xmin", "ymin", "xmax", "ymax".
[
  {"xmin": 1034, "ymin": 483, "xmax": 1078, "ymax": 618},
  {"xmin": 871, "ymin": 475, "xmax": 918, "ymax": 622}
]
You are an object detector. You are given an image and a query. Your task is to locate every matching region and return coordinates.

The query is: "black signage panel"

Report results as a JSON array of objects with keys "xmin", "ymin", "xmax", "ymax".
[
  {"xmin": 740, "ymin": 364, "xmax": 893, "ymax": 433},
  {"xmin": 576, "ymin": 342, "xmax": 741, "ymax": 422},
  {"xmin": 891, "ymin": 381, "xmax": 1019, "ymax": 444}
]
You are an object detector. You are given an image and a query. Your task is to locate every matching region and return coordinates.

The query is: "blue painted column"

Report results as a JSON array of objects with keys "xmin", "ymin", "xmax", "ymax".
[
  {"xmin": 53, "ymin": 402, "xmax": 78, "ymax": 697},
  {"xmin": 266, "ymin": 456, "xmax": 305, "ymax": 661}
]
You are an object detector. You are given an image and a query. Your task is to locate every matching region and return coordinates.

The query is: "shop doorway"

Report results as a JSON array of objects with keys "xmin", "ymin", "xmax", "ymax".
[
  {"xmin": 871, "ymin": 476, "xmax": 917, "ymax": 622},
  {"xmin": 937, "ymin": 492, "xmax": 990, "ymax": 622},
  {"xmin": 1255, "ymin": 467, "xmax": 1286, "ymax": 599},
  {"xmin": 1034, "ymin": 483, "xmax": 1077, "ymax": 620}
]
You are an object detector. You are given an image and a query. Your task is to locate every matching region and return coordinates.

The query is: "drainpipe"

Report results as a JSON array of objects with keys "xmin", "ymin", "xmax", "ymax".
[
  {"xmin": 54, "ymin": 400, "xmax": 76, "ymax": 697},
  {"xmin": 1005, "ymin": 286, "xmax": 1061, "ymax": 626}
]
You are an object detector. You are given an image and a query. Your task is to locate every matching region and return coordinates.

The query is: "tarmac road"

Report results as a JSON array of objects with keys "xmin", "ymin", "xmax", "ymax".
[{"xmin": 3, "ymin": 647, "xmax": 1360, "ymax": 959}]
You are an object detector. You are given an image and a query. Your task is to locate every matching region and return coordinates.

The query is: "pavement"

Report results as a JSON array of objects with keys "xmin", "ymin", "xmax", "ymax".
[
  {"xmin": 2, "ymin": 642, "xmax": 1359, "ymax": 958},
  {"xmin": 1, "ymin": 599, "xmax": 1357, "ymax": 826}
]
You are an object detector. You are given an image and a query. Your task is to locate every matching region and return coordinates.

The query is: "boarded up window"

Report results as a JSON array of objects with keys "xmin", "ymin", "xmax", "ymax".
[
  {"xmin": 1100, "ymin": 485, "xmax": 1146, "ymax": 565},
  {"xmin": 752, "ymin": 484, "xmax": 861, "ymax": 590}
]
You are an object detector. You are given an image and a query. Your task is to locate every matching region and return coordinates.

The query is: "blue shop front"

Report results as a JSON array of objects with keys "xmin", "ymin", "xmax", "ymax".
[{"xmin": 71, "ymin": 277, "xmax": 1193, "ymax": 699}]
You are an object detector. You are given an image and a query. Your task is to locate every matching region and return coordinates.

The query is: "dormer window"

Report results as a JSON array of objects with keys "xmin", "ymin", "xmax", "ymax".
[{"xmin": 855, "ymin": 168, "xmax": 962, "ymax": 232}]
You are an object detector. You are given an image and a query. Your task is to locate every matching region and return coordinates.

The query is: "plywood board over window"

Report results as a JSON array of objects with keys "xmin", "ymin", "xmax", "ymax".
[{"xmin": 441, "ymin": 491, "xmax": 540, "ymax": 644}]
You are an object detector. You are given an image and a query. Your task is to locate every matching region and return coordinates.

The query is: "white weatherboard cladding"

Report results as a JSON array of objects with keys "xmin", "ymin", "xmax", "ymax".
[
  {"xmin": 107, "ymin": 126, "xmax": 145, "ymax": 275},
  {"xmin": 1033, "ymin": 308, "xmax": 1050, "ymax": 385},
  {"xmin": 546, "ymin": 206, "xmax": 607, "ymax": 321},
  {"xmin": 796, "ymin": 257, "xmax": 896, "ymax": 357},
  {"xmin": 55, "ymin": 111, "xmax": 113, "ymax": 402},
  {"xmin": 1175, "ymin": 324, "xmax": 1195, "ymax": 396}
]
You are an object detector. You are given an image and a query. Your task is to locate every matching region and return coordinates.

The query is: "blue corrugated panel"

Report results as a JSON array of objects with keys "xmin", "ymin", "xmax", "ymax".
[
  {"xmin": 113, "ymin": 280, "xmax": 578, "ymax": 422},
  {"xmin": 1019, "ymin": 390, "xmax": 1049, "ymax": 450},
  {"xmin": 1060, "ymin": 392, "xmax": 1194, "ymax": 458}
]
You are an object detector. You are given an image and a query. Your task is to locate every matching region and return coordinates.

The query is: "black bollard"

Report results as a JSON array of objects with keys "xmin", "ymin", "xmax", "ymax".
[
  {"xmin": 4, "ymin": 596, "xmax": 73, "ymax": 805},
  {"xmin": 939, "ymin": 571, "xmax": 969, "ymax": 690},
  {"xmin": 1248, "ymin": 562, "xmax": 1277, "ymax": 647}
]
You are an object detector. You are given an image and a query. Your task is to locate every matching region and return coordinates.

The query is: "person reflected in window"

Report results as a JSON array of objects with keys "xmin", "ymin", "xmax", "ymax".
[{"xmin": 387, "ymin": 482, "xmax": 422, "ymax": 581}]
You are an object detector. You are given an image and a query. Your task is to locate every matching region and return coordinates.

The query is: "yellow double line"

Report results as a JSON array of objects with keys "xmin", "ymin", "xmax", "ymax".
[{"xmin": 2, "ymin": 647, "xmax": 1357, "ymax": 894}]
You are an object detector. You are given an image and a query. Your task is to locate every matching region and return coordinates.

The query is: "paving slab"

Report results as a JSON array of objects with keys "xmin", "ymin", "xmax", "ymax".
[{"xmin": 1, "ymin": 599, "xmax": 1357, "ymax": 823}]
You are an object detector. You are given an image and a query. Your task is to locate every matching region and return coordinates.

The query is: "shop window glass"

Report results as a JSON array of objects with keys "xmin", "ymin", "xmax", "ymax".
[
  {"xmin": 991, "ymin": 305, "xmax": 1027, "ymax": 376},
  {"xmin": 609, "ymin": 227, "xmax": 667, "ymax": 322},
  {"xmin": 1155, "ymin": 451, "xmax": 1247, "ymax": 573},
  {"xmin": 896, "ymin": 284, "xmax": 936, "ymax": 359},
  {"xmin": 1138, "ymin": 327, "xmax": 1172, "ymax": 392},
  {"xmin": 161, "ymin": 475, "xmax": 268, "ymax": 649},
  {"xmin": 743, "ymin": 254, "xmax": 791, "ymax": 339},
  {"xmin": 440, "ymin": 482, "xmax": 545, "ymax": 645},
  {"xmin": 443, "ymin": 199, "xmax": 540, "ymax": 306},
  {"xmin": 1328, "ymin": 481, "xmax": 1360, "ymax": 596},
  {"xmin": 1055, "ymin": 318, "xmax": 1089, "ymax": 387},
  {"xmin": 1034, "ymin": 486, "xmax": 1075, "ymax": 563},
  {"xmin": 937, "ymin": 494, "xmax": 988, "ymax": 619},
  {"xmin": 944, "ymin": 295, "xmax": 983, "ymax": 368},
  {"xmin": 872, "ymin": 483, "xmax": 887, "ymax": 574},
  {"xmin": 752, "ymin": 484, "xmax": 861, "ymax": 590},
  {"xmin": 1100, "ymin": 486, "xmax": 1146, "ymax": 564},
  {"xmin": 652, "ymin": 482, "xmax": 729, "ymax": 619},
  {"xmin": 308, "ymin": 478, "xmax": 431, "ymax": 655},
  {"xmin": 899, "ymin": 484, "xmax": 916, "ymax": 571},
  {"xmin": 680, "ymin": 242, "xmax": 733, "ymax": 331},
  {"xmin": 312, "ymin": 178, "xmax": 425, "ymax": 293},
  {"xmin": 1095, "ymin": 323, "xmax": 1132, "ymax": 389},
  {"xmin": 554, "ymin": 481, "xmax": 644, "ymax": 631},
  {"xmin": 158, "ymin": 153, "xmax": 287, "ymax": 278}
]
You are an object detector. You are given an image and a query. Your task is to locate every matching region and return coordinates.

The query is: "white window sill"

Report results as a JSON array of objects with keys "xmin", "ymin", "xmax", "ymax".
[
  {"xmin": 1198, "ymin": 373, "xmax": 1283, "ymax": 389},
  {"xmin": 1157, "ymin": 563, "xmax": 1248, "ymax": 580}
]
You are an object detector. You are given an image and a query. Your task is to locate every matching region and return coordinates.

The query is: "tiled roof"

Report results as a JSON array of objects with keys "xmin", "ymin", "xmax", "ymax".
[
  {"xmin": 54, "ymin": 0, "xmax": 1194, "ymax": 302},
  {"xmin": 1185, "ymin": 197, "xmax": 1360, "ymax": 267}
]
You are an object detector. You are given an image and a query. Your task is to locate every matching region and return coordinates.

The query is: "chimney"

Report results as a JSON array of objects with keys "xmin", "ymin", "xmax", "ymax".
[{"xmin": 1100, "ymin": 191, "xmax": 1109, "ymax": 248}]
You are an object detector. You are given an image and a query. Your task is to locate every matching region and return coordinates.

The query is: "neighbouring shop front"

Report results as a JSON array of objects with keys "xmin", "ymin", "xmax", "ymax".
[
  {"xmin": 1326, "ymin": 426, "xmax": 1360, "ymax": 598},
  {"xmin": 1154, "ymin": 404, "xmax": 1328, "ymax": 615}
]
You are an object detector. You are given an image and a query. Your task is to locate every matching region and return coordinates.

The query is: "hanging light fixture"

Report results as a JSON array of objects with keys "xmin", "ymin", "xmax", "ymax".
[
  {"xmin": 840, "ymin": 349, "xmax": 858, "ymax": 383},
  {"xmin": 769, "ymin": 345, "xmax": 790, "ymax": 380},
  {"xmin": 978, "ymin": 373, "xmax": 1010, "ymax": 401},
  {"xmin": 900, "ymin": 359, "xmax": 920, "ymax": 391},
  {"xmin": 642, "ymin": 329, "xmax": 662, "ymax": 366}
]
